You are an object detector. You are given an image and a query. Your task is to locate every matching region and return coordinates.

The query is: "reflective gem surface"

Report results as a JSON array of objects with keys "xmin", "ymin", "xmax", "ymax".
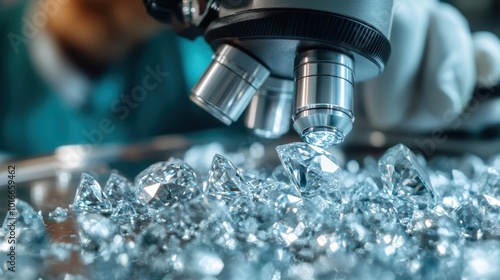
[
  {"xmin": 379, "ymin": 144, "xmax": 436, "ymax": 206},
  {"xmin": 72, "ymin": 173, "xmax": 112, "ymax": 213},
  {"xmin": 104, "ymin": 173, "xmax": 136, "ymax": 207},
  {"xmin": 135, "ymin": 159, "xmax": 200, "ymax": 208},
  {"xmin": 276, "ymin": 142, "xmax": 342, "ymax": 194},
  {"xmin": 208, "ymin": 154, "xmax": 250, "ymax": 195}
]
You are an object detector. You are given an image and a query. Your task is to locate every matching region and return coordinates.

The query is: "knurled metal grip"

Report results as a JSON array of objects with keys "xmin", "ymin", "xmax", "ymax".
[{"xmin": 205, "ymin": 9, "xmax": 391, "ymax": 76}]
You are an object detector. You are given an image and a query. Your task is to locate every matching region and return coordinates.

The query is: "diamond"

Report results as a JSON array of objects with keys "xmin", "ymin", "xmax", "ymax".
[
  {"xmin": 135, "ymin": 159, "xmax": 200, "ymax": 208},
  {"xmin": 379, "ymin": 144, "xmax": 436, "ymax": 206},
  {"xmin": 110, "ymin": 201, "xmax": 137, "ymax": 225},
  {"xmin": 276, "ymin": 142, "xmax": 342, "ymax": 194},
  {"xmin": 208, "ymin": 154, "xmax": 250, "ymax": 195},
  {"xmin": 104, "ymin": 173, "xmax": 136, "ymax": 207},
  {"xmin": 1, "ymin": 199, "xmax": 48, "ymax": 250},
  {"xmin": 72, "ymin": 173, "xmax": 112, "ymax": 213},
  {"xmin": 48, "ymin": 207, "xmax": 69, "ymax": 223},
  {"xmin": 452, "ymin": 194, "xmax": 500, "ymax": 239}
]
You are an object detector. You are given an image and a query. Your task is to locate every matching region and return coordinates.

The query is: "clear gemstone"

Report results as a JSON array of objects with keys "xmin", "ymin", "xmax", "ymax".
[
  {"xmin": 8, "ymin": 141, "xmax": 500, "ymax": 279},
  {"xmin": 135, "ymin": 159, "xmax": 200, "ymax": 208},
  {"xmin": 452, "ymin": 194, "xmax": 500, "ymax": 239},
  {"xmin": 276, "ymin": 142, "xmax": 342, "ymax": 194},
  {"xmin": 110, "ymin": 201, "xmax": 137, "ymax": 225},
  {"xmin": 104, "ymin": 173, "xmax": 136, "ymax": 207},
  {"xmin": 48, "ymin": 207, "xmax": 69, "ymax": 223},
  {"xmin": 208, "ymin": 154, "xmax": 250, "ymax": 195},
  {"xmin": 1, "ymin": 199, "xmax": 48, "ymax": 251},
  {"xmin": 379, "ymin": 144, "xmax": 436, "ymax": 206},
  {"xmin": 72, "ymin": 173, "xmax": 112, "ymax": 213}
]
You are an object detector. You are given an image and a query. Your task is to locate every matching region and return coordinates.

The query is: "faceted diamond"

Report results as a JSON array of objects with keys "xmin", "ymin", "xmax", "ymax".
[
  {"xmin": 379, "ymin": 144, "xmax": 436, "ymax": 206},
  {"xmin": 104, "ymin": 173, "xmax": 136, "ymax": 207},
  {"xmin": 208, "ymin": 154, "xmax": 250, "ymax": 195},
  {"xmin": 110, "ymin": 201, "xmax": 137, "ymax": 225},
  {"xmin": 1, "ymin": 200, "xmax": 48, "ymax": 253},
  {"xmin": 452, "ymin": 194, "xmax": 500, "ymax": 239},
  {"xmin": 276, "ymin": 142, "xmax": 342, "ymax": 194},
  {"xmin": 272, "ymin": 165, "xmax": 292, "ymax": 184},
  {"xmin": 72, "ymin": 173, "xmax": 112, "ymax": 213},
  {"xmin": 48, "ymin": 207, "xmax": 69, "ymax": 223},
  {"xmin": 135, "ymin": 159, "xmax": 200, "ymax": 208}
]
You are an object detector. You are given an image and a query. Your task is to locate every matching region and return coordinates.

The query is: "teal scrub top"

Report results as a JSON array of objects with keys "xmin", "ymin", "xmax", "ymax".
[{"xmin": 0, "ymin": 1, "xmax": 221, "ymax": 156}]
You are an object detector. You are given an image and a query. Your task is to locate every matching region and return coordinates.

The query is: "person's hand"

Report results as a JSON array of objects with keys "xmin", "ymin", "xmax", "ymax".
[{"xmin": 358, "ymin": 0, "xmax": 500, "ymax": 133}]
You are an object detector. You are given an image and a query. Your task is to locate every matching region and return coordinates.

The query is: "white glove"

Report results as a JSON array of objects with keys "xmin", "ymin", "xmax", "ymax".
[{"xmin": 357, "ymin": 0, "xmax": 500, "ymax": 133}]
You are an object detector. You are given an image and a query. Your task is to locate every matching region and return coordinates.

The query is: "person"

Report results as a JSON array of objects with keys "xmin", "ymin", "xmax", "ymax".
[
  {"xmin": 0, "ymin": 0, "xmax": 499, "ymax": 157},
  {"xmin": 0, "ymin": 0, "xmax": 221, "ymax": 157}
]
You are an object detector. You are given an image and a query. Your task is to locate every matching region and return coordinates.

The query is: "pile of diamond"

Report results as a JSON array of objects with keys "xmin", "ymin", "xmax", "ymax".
[{"xmin": 2, "ymin": 143, "xmax": 500, "ymax": 279}]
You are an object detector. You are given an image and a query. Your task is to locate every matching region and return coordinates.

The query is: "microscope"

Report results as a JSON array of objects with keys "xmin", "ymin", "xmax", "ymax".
[{"xmin": 144, "ymin": 0, "xmax": 394, "ymax": 146}]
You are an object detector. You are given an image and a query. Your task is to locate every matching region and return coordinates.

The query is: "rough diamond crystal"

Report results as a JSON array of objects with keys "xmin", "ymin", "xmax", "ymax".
[
  {"xmin": 379, "ymin": 144, "xmax": 436, "ymax": 206},
  {"xmin": 208, "ymin": 154, "xmax": 250, "ymax": 195},
  {"xmin": 135, "ymin": 159, "xmax": 200, "ymax": 208},
  {"xmin": 72, "ymin": 173, "xmax": 112, "ymax": 213},
  {"xmin": 276, "ymin": 142, "xmax": 342, "ymax": 194}
]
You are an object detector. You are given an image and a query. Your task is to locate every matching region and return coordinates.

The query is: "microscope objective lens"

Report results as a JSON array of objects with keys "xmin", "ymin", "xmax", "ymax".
[{"xmin": 303, "ymin": 127, "xmax": 345, "ymax": 147}]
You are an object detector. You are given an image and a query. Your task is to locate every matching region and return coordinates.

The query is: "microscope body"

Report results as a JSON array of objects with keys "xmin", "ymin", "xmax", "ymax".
[{"xmin": 145, "ymin": 0, "xmax": 394, "ymax": 145}]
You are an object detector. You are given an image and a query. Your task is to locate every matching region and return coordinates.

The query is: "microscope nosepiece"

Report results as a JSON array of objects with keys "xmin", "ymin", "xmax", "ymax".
[
  {"xmin": 190, "ymin": 44, "xmax": 270, "ymax": 125},
  {"xmin": 293, "ymin": 50, "xmax": 355, "ymax": 146}
]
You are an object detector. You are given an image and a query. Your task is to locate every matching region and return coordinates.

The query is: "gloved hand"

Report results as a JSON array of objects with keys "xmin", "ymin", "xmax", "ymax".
[{"xmin": 357, "ymin": 0, "xmax": 500, "ymax": 133}]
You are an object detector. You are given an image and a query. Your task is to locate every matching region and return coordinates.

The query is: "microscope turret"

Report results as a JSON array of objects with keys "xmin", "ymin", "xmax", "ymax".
[{"xmin": 145, "ymin": 0, "xmax": 394, "ymax": 146}]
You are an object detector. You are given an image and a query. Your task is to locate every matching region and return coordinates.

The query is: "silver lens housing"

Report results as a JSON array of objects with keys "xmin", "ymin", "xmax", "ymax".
[
  {"xmin": 190, "ymin": 44, "xmax": 270, "ymax": 125},
  {"xmin": 244, "ymin": 77, "xmax": 294, "ymax": 139},
  {"xmin": 293, "ymin": 49, "xmax": 355, "ymax": 146}
]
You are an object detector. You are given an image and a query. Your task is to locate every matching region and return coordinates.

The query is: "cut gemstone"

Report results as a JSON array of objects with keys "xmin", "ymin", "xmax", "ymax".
[
  {"xmin": 72, "ymin": 173, "xmax": 112, "ymax": 213},
  {"xmin": 276, "ymin": 142, "xmax": 342, "ymax": 194},
  {"xmin": 104, "ymin": 173, "xmax": 136, "ymax": 207},
  {"xmin": 135, "ymin": 159, "xmax": 200, "ymax": 208},
  {"xmin": 110, "ymin": 201, "xmax": 137, "ymax": 225},
  {"xmin": 379, "ymin": 144, "xmax": 436, "ymax": 206},
  {"xmin": 452, "ymin": 194, "xmax": 500, "ymax": 239},
  {"xmin": 1, "ymin": 200, "xmax": 48, "ymax": 254},
  {"xmin": 208, "ymin": 154, "xmax": 250, "ymax": 195},
  {"xmin": 48, "ymin": 207, "xmax": 69, "ymax": 223}
]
